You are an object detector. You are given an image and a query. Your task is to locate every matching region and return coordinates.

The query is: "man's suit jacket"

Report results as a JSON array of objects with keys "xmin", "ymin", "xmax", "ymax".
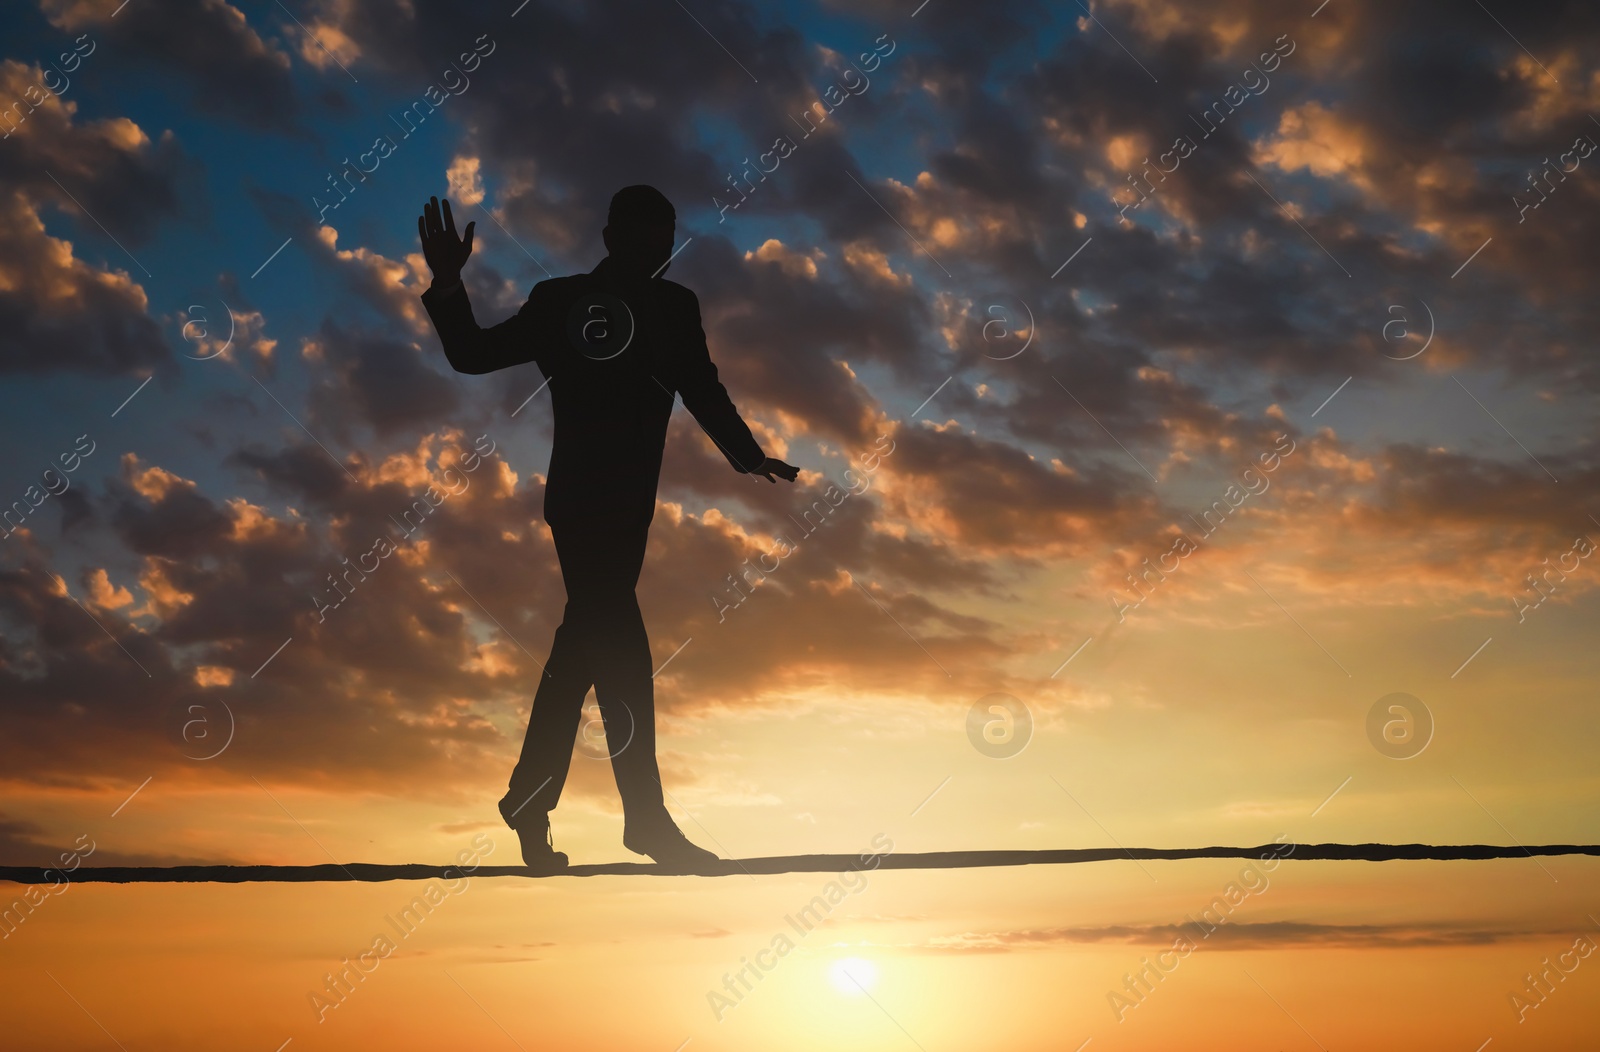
[{"xmin": 421, "ymin": 257, "xmax": 766, "ymax": 528}]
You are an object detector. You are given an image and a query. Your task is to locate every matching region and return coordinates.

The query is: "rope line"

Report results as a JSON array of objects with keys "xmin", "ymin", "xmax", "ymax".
[{"xmin": 3, "ymin": 843, "xmax": 1596, "ymax": 883}]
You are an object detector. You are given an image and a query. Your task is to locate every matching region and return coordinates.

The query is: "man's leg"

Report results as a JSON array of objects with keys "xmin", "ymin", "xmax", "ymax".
[
  {"xmin": 500, "ymin": 522, "xmax": 608, "ymax": 829},
  {"xmin": 500, "ymin": 613, "xmax": 593, "ymax": 826},
  {"xmin": 592, "ymin": 586, "xmax": 668, "ymax": 823},
  {"xmin": 573, "ymin": 521, "xmax": 718, "ymax": 865},
  {"xmin": 561, "ymin": 521, "xmax": 668, "ymax": 821}
]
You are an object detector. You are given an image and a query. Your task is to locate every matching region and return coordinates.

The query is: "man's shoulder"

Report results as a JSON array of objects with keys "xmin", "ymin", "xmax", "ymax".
[
  {"xmin": 654, "ymin": 278, "xmax": 699, "ymax": 307},
  {"xmin": 530, "ymin": 273, "xmax": 595, "ymax": 298}
]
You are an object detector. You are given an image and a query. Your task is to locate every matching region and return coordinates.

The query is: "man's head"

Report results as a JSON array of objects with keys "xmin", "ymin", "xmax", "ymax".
[{"xmin": 603, "ymin": 185, "xmax": 676, "ymax": 278}]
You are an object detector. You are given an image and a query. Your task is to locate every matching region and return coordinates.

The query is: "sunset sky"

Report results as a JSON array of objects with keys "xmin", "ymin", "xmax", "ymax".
[{"xmin": 2, "ymin": 0, "xmax": 1599, "ymax": 1048}]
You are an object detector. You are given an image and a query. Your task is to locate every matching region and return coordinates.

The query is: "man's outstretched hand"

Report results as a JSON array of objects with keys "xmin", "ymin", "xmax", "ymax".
[
  {"xmin": 749, "ymin": 457, "xmax": 800, "ymax": 483},
  {"xmin": 418, "ymin": 196, "xmax": 474, "ymax": 287}
]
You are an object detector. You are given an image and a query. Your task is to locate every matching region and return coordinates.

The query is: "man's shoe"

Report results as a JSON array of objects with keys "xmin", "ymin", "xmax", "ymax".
[
  {"xmin": 623, "ymin": 819, "xmax": 720, "ymax": 868},
  {"xmin": 500, "ymin": 803, "xmax": 568, "ymax": 871}
]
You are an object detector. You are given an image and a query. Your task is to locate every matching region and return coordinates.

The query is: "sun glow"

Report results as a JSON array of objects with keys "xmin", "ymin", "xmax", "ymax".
[{"xmin": 828, "ymin": 956, "xmax": 879, "ymax": 996}]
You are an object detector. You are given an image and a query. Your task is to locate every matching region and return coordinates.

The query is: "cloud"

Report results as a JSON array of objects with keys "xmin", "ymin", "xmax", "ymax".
[
  {"xmin": 40, "ymin": 0, "xmax": 302, "ymax": 130},
  {"xmin": 0, "ymin": 57, "xmax": 194, "ymax": 375},
  {"xmin": 0, "ymin": 811, "xmax": 222, "ymax": 867},
  {"xmin": 300, "ymin": 317, "xmax": 462, "ymax": 441},
  {"xmin": 0, "ymin": 189, "xmax": 166, "ymax": 375},
  {"xmin": 917, "ymin": 919, "xmax": 1548, "ymax": 953},
  {"xmin": 446, "ymin": 154, "xmax": 485, "ymax": 206}
]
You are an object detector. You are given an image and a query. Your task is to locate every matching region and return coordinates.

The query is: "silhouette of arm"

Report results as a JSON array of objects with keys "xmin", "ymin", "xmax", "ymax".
[
  {"xmin": 421, "ymin": 282, "xmax": 546, "ymax": 376},
  {"xmin": 671, "ymin": 288, "xmax": 766, "ymax": 472}
]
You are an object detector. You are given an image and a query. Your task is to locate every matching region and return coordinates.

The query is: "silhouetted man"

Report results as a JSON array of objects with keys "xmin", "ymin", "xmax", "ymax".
[{"xmin": 418, "ymin": 187, "xmax": 797, "ymax": 869}]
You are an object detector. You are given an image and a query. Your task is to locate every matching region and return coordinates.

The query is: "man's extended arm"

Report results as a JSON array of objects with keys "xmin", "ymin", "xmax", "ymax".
[
  {"xmin": 421, "ymin": 281, "xmax": 541, "ymax": 375},
  {"xmin": 673, "ymin": 287, "xmax": 797, "ymax": 482}
]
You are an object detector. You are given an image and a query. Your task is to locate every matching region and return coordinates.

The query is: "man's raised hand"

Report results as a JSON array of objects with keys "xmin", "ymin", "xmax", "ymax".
[{"xmin": 418, "ymin": 196, "xmax": 475, "ymax": 287}]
